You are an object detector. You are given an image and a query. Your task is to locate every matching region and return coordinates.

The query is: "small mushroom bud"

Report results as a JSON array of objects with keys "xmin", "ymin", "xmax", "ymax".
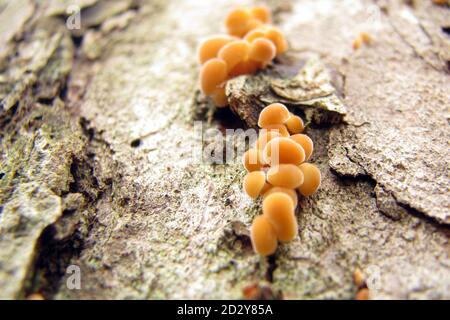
[
  {"xmin": 243, "ymin": 171, "xmax": 266, "ymax": 198},
  {"xmin": 249, "ymin": 38, "xmax": 276, "ymax": 63},
  {"xmin": 263, "ymin": 124, "xmax": 290, "ymax": 137},
  {"xmin": 200, "ymin": 58, "xmax": 227, "ymax": 95},
  {"xmin": 245, "ymin": 18, "xmax": 263, "ymax": 33},
  {"xmin": 267, "ymin": 164, "xmax": 304, "ymax": 189},
  {"xmin": 297, "ymin": 163, "xmax": 321, "ymax": 196},
  {"xmin": 255, "ymin": 130, "xmax": 281, "ymax": 150},
  {"xmin": 198, "ymin": 35, "xmax": 234, "ymax": 64},
  {"xmin": 263, "ymin": 186, "xmax": 298, "ymax": 207},
  {"xmin": 218, "ymin": 40, "xmax": 250, "ymax": 72},
  {"xmin": 244, "ymin": 29, "xmax": 266, "ymax": 43},
  {"xmin": 251, "ymin": 215, "xmax": 278, "ymax": 256},
  {"xmin": 290, "ymin": 134, "xmax": 313, "ymax": 161},
  {"xmin": 286, "ymin": 114, "xmax": 304, "ymax": 134},
  {"xmin": 263, "ymin": 137, "xmax": 306, "ymax": 165},
  {"xmin": 258, "ymin": 103, "xmax": 290, "ymax": 128},
  {"xmin": 250, "ymin": 6, "xmax": 271, "ymax": 23},
  {"xmin": 263, "ymin": 192, "xmax": 298, "ymax": 242},
  {"xmin": 225, "ymin": 8, "xmax": 252, "ymax": 37},
  {"xmin": 264, "ymin": 26, "xmax": 288, "ymax": 55},
  {"xmin": 211, "ymin": 86, "xmax": 228, "ymax": 108},
  {"xmin": 243, "ymin": 148, "xmax": 265, "ymax": 172}
]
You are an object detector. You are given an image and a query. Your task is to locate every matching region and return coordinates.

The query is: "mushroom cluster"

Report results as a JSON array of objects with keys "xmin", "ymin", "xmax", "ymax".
[
  {"xmin": 198, "ymin": 6, "xmax": 288, "ymax": 107},
  {"xmin": 242, "ymin": 103, "xmax": 321, "ymax": 256}
]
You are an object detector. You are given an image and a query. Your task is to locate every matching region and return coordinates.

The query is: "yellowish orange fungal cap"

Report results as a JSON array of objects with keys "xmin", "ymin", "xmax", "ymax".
[
  {"xmin": 258, "ymin": 103, "xmax": 290, "ymax": 128},
  {"xmin": 249, "ymin": 6, "xmax": 271, "ymax": 23},
  {"xmin": 244, "ymin": 29, "xmax": 266, "ymax": 43},
  {"xmin": 286, "ymin": 114, "xmax": 304, "ymax": 134},
  {"xmin": 218, "ymin": 40, "xmax": 250, "ymax": 72},
  {"xmin": 243, "ymin": 148, "xmax": 265, "ymax": 172},
  {"xmin": 267, "ymin": 164, "xmax": 304, "ymax": 189},
  {"xmin": 297, "ymin": 163, "xmax": 321, "ymax": 196},
  {"xmin": 255, "ymin": 130, "xmax": 281, "ymax": 150},
  {"xmin": 264, "ymin": 26, "xmax": 288, "ymax": 55},
  {"xmin": 198, "ymin": 35, "xmax": 234, "ymax": 64},
  {"xmin": 243, "ymin": 171, "xmax": 266, "ymax": 199},
  {"xmin": 249, "ymin": 38, "xmax": 276, "ymax": 63},
  {"xmin": 263, "ymin": 137, "xmax": 306, "ymax": 165},
  {"xmin": 225, "ymin": 8, "xmax": 252, "ymax": 37},
  {"xmin": 360, "ymin": 31, "xmax": 372, "ymax": 45},
  {"xmin": 263, "ymin": 124, "xmax": 290, "ymax": 137},
  {"xmin": 200, "ymin": 58, "xmax": 227, "ymax": 95},
  {"xmin": 262, "ymin": 192, "xmax": 298, "ymax": 242},
  {"xmin": 290, "ymin": 134, "xmax": 313, "ymax": 161},
  {"xmin": 211, "ymin": 86, "xmax": 228, "ymax": 108},
  {"xmin": 250, "ymin": 215, "xmax": 278, "ymax": 256},
  {"xmin": 263, "ymin": 186, "xmax": 298, "ymax": 207},
  {"xmin": 245, "ymin": 18, "xmax": 263, "ymax": 33}
]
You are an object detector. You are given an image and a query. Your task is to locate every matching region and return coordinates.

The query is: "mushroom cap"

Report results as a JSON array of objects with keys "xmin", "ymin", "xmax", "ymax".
[
  {"xmin": 258, "ymin": 103, "xmax": 290, "ymax": 127},
  {"xmin": 243, "ymin": 171, "xmax": 266, "ymax": 199},
  {"xmin": 243, "ymin": 148, "xmax": 265, "ymax": 172},
  {"xmin": 250, "ymin": 6, "xmax": 271, "ymax": 23},
  {"xmin": 264, "ymin": 26, "xmax": 288, "ymax": 55},
  {"xmin": 297, "ymin": 163, "xmax": 321, "ymax": 196},
  {"xmin": 263, "ymin": 186, "xmax": 298, "ymax": 207},
  {"xmin": 286, "ymin": 114, "xmax": 304, "ymax": 134},
  {"xmin": 255, "ymin": 130, "xmax": 281, "ymax": 150},
  {"xmin": 263, "ymin": 124, "xmax": 290, "ymax": 137},
  {"xmin": 267, "ymin": 164, "xmax": 304, "ymax": 189},
  {"xmin": 249, "ymin": 38, "xmax": 276, "ymax": 63},
  {"xmin": 290, "ymin": 134, "xmax": 313, "ymax": 161},
  {"xmin": 211, "ymin": 86, "xmax": 228, "ymax": 108},
  {"xmin": 251, "ymin": 215, "xmax": 278, "ymax": 256},
  {"xmin": 263, "ymin": 192, "xmax": 298, "ymax": 242},
  {"xmin": 244, "ymin": 29, "xmax": 266, "ymax": 43},
  {"xmin": 263, "ymin": 137, "xmax": 306, "ymax": 165},
  {"xmin": 225, "ymin": 8, "xmax": 252, "ymax": 37},
  {"xmin": 200, "ymin": 58, "xmax": 227, "ymax": 95},
  {"xmin": 218, "ymin": 40, "xmax": 250, "ymax": 72},
  {"xmin": 198, "ymin": 35, "xmax": 234, "ymax": 64}
]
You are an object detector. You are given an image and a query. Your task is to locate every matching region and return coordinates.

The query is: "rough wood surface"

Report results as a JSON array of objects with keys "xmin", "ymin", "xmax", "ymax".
[{"xmin": 0, "ymin": 0, "xmax": 449, "ymax": 299}]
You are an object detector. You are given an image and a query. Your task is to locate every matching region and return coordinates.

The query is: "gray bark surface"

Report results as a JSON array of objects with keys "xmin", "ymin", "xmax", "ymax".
[{"xmin": 0, "ymin": 0, "xmax": 449, "ymax": 299}]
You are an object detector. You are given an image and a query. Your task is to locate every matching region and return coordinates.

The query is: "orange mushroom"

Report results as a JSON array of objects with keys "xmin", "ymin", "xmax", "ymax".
[
  {"xmin": 267, "ymin": 164, "xmax": 304, "ymax": 189},
  {"xmin": 263, "ymin": 137, "xmax": 306, "ymax": 165},
  {"xmin": 211, "ymin": 86, "xmax": 228, "ymax": 108},
  {"xmin": 263, "ymin": 186, "xmax": 298, "ymax": 207},
  {"xmin": 258, "ymin": 103, "xmax": 290, "ymax": 128},
  {"xmin": 249, "ymin": 38, "xmax": 276, "ymax": 63},
  {"xmin": 249, "ymin": 6, "xmax": 271, "ymax": 23},
  {"xmin": 286, "ymin": 114, "xmax": 304, "ymax": 134},
  {"xmin": 218, "ymin": 40, "xmax": 250, "ymax": 72},
  {"xmin": 243, "ymin": 148, "xmax": 265, "ymax": 172},
  {"xmin": 250, "ymin": 215, "xmax": 278, "ymax": 256},
  {"xmin": 263, "ymin": 192, "xmax": 298, "ymax": 242},
  {"xmin": 290, "ymin": 134, "xmax": 313, "ymax": 161},
  {"xmin": 243, "ymin": 171, "xmax": 266, "ymax": 199},
  {"xmin": 200, "ymin": 58, "xmax": 227, "ymax": 95},
  {"xmin": 297, "ymin": 163, "xmax": 321, "ymax": 196},
  {"xmin": 198, "ymin": 35, "xmax": 234, "ymax": 64},
  {"xmin": 225, "ymin": 8, "xmax": 252, "ymax": 37}
]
